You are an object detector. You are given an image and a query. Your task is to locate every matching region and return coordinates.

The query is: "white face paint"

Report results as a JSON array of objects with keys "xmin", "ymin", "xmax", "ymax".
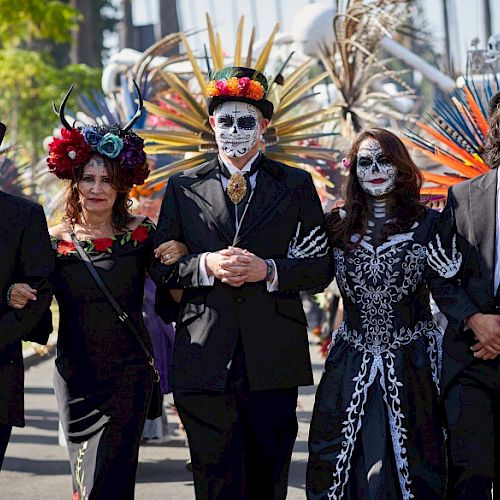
[
  {"xmin": 356, "ymin": 139, "xmax": 397, "ymax": 197},
  {"xmin": 213, "ymin": 101, "xmax": 260, "ymax": 158}
]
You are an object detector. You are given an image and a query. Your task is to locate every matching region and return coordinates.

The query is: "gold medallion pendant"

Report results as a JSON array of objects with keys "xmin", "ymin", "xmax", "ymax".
[{"xmin": 227, "ymin": 172, "xmax": 247, "ymax": 204}]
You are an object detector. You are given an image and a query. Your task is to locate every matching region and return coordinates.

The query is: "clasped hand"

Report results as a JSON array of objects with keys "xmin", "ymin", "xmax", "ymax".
[
  {"xmin": 206, "ymin": 247, "xmax": 267, "ymax": 287},
  {"xmin": 467, "ymin": 312, "xmax": 500, "ymax": 360},
  {"xmin": 8, "ymin": 283, "xmax": 37, "ymax": 309}
]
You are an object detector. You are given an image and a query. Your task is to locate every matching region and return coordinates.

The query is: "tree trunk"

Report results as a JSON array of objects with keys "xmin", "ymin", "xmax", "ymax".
[
  {"xmin": 159, "ymin": 0, "xmax": 180, "ymax": 54},
  {"xmin": 482, "ymin": 0, "xmax": 492, "ymax": 42},
  {"xmin": 71, "ymin": 0, "xmax": 100, "ymax": 67},
  {"xmin": 119, "ymin": 0, "xmax": 137, "ymax": 49},
  {"xmin": 441, "ymin": 0, "xmax": 454, "ymax": 75}
]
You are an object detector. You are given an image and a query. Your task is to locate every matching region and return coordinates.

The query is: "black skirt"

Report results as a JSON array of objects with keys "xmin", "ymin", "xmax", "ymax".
[{"xmin": 54, "ymin": 363, "xmax": 152, "ymax": 500}]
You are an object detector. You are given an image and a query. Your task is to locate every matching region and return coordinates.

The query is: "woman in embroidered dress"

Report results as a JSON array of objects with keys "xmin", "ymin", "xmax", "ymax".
[
  {"xmin": 306, "ymin": 128, "xmax": 448, "ymax": 499},
  {"xmin": 8, "ymin": 87, "xmax": 183, "ymax": 500}
]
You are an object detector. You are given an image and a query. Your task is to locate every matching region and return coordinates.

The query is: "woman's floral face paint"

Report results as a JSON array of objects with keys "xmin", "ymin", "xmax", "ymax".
[
  {"xmin": 213, "ymin": 102, "xmax": 260, "ymax": 157},
  {"xmin": 356, "ymin": 139, "xmax": 397, "ymax": 197}
]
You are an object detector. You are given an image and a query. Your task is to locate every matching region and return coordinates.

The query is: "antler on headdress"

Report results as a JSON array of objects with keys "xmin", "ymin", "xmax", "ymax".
[
  {"xmin": 53, "ymin": 80, "xmax": 143, "ymax": 132},
  {"xmin": 123, "ymin": 80, "xmax": 144, "ymax": 131},
  {"xmin": 53, "ymin": 84, "xmax": 75, "ymax": 130}
]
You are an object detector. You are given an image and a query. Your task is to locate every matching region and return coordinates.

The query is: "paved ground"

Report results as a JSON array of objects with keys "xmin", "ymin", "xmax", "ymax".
[{"xmin": 0, "ymin": 339, "xmax": 325, "ymax": 499}]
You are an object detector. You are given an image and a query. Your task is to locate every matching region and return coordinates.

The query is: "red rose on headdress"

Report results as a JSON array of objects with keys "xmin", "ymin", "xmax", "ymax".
[
  {"xmin": 93, "ymin": 238, "xmax": 114, "ymax": 252},
  {"xmin": 47, "ymin": 129, "xmax": 93, "ymax": 179},
  {"xmin": 57, "ymin": 240, "xmax": 76, "ymax": 255},
  {"xmin": 130, "ymin": 225, "xmax": 149, "ymax": 243}
]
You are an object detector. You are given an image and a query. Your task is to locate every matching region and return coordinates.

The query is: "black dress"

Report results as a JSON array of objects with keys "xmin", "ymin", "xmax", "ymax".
[
  {"xmin": 51, "ymin": 218, "xmax": 155, "ymax": 500},
  {"xmin": 307, "ymin": 209, "xmax": 446, "ymax": 500}
]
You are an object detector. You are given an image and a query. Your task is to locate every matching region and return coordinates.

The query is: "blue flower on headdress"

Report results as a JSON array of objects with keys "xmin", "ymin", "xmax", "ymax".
[
  {"xmin": 97, "ymin": 133, "xmax": 123, "ymax": 159},
  {"xmin": 82, "ymin": 126, "xmax": 103, "ymax": 149}
]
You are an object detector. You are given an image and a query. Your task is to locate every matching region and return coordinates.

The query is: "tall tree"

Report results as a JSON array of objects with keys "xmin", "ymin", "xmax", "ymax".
[
  {"xmin": 159, "ymin": 0, "xmax": 179, "ymax": 54},
  {"xmin": 70, "ymin": 0, "xmax": 119, "ymax": 67},
  {"xmin": 0, "ymin": 0, "xmax": 102, "ymax": 195}
]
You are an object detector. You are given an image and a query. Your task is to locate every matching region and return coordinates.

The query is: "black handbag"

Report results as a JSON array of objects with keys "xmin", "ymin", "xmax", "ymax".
[{"xmin": 70, "ymin": 233, "xmax": 163, "ymax": 419}]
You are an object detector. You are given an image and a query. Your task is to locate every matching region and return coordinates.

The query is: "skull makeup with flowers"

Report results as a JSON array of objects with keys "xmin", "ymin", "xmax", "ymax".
[
  {"xmin": 356, "ymin": 139, "xmax": 397, "ymax": 197},
  {"xmin": 47, "ymin": 83, "xmax": 149, "ymax": 188},
  {"xmin": 213, "ymin": 102, "xmax": 261, "ymax": 158}
]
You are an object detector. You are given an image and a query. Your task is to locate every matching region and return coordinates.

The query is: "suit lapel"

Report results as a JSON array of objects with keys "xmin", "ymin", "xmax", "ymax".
[
  {"xmin": 470, "ymin": 168, "xmax": 497, "ymax": 301},
  {"xmin": 234, "ymin": 158, "xmax": 288, "ymax": 246},
  {"xmin": 186, "ymin": 159, "xmax": 235, "ymax": 244}
]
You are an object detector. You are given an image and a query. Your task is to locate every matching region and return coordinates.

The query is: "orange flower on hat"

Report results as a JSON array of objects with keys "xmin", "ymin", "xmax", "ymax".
[{"xmin": 246, "ymin": 80, "xmax": 265, "ymax": 100}]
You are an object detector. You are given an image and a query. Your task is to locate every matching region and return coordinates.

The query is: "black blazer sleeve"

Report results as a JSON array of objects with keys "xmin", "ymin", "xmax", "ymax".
[
  {"xmin": 0, "ymin": 204, "xmax": 54, "ymax": 348},
  {"xmin": 272, "ymin": 173, "xmax": 334, "ymax": 293},
  {"xmin": 149, "ymin": 178, "xmax": 205, "ymax": 289},
  {"xmin": 425, "ymin": 191, "xmax": 480, "ymax": 333}
]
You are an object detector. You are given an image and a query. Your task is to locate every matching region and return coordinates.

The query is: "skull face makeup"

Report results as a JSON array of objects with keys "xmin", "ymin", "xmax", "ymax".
[
  {"xmin": 213, "ymin": 101, "xmax": 261, "ymax": 158},
  {"xmin": 356, "ymin": 139, "xmax": 397, "ymax": 197}
]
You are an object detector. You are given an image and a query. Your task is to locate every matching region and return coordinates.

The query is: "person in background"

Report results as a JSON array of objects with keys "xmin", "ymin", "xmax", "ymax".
[
  {"xmin": 0, "ymin": 121, "xmax": 54, "ymax": 469},
  {"xmin": 427, "ymin": 90, "xmax": 500, "ymax": 499}
]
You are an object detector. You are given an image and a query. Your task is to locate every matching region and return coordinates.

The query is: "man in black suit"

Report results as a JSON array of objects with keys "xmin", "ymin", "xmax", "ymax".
[
  {"xmin": 0, "ymin": 121, "xmax": 54, "ymax": 468},
  {"xmin": 427, "ymin": 93, "xmax": 500, "ymax": 499},
  {"xmin": 151, "ymin": 67, "xmax": 333, "ymax": 499}
]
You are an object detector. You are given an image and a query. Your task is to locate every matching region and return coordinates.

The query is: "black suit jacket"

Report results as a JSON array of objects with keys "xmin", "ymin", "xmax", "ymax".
[
  {"xmin": 429, "ymin": 169, "xmax": 500, "ymax": 394},
  {"xmin": 0, "ymin": 192, "xmax": 54, "ymax": 426},
  {"xmin": 150, "ymin": 155, "xmax": 334, "ymax": 391}
]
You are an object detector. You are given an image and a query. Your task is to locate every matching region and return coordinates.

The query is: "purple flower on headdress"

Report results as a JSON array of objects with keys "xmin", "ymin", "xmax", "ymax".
[
  {"xmin": 119, "ymin": 133, "xmax": 146, "ymax": 170},
  {"xmin": 97, "ymin": 132, "xmax": 123, "ymax": 159},
  {"xmin": 341, "ymin": 157, "xmax": 351, "ymax": 169},
  {"xmin": 82, "ymin": 126, "xmax": 103, "ymax": 149}
]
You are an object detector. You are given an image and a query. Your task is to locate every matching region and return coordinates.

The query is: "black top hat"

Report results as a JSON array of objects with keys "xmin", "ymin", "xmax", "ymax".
[{"xmin": 206, "ymin": 66, "xmax": 274, "ymax": 120}]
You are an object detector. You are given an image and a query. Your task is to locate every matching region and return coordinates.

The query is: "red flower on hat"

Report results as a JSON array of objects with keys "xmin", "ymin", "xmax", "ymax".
[
  {"xmin": 47, "ymin": 129, "xmax": 93, "ymax": 179},
  {"xmin": 130, "ymin": 225, "xmax": 149, "ymax": 243}
]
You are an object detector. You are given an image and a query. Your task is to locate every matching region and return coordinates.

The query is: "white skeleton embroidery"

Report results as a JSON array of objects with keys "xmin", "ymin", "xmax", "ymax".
[
  {"xmin": 427, "ymin": 234, "xmax": 462, "ymax": 278},
  {"xmin": 287, "ymin": 222, "xmax": 329, "ymax": 258}
]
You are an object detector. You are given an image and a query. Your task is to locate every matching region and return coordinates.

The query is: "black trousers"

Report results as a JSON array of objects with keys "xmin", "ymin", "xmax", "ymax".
[
  {"xmin": 0, "ymin": 424, "xmax": 12, "ymax": 470},
  {"xmin": 444, "ymin": 358, "xmax": 500, "ymax": 500},
  {"xmin": 174, "ymin": 342, "xmax": 299, "ymax": 500}
]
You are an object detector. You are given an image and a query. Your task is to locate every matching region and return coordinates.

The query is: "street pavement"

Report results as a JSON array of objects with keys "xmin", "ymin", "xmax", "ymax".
[{"xmin": 0, "ymin": 339, "xmax": 325, "ymax": 499}]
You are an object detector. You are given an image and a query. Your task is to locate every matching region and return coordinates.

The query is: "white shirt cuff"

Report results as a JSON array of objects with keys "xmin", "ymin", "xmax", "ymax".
[
  {"xmin": 266, "ymin": 259, "xmax": 279, "ymax": 292},
  {"xmin": 198, "ymin": 253, "xmax": 215, "ymax": 286}
]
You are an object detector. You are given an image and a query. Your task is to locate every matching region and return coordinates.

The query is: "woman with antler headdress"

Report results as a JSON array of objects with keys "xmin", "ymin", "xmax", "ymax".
[{"xmin": 8, "ymin": 84, "xmax": 184, "ymax": 500}]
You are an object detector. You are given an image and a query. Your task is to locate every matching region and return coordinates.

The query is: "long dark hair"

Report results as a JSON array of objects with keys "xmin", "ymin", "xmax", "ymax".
[
  {"xmin": 327, "ymin": 128, "xmax": 426, "ymax": 248},
  {"xmin": 64, "ymin": 155, "xmax": 133, "ymax": 231}
]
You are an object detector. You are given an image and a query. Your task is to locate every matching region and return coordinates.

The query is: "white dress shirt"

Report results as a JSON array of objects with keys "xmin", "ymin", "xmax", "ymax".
[{"xmin": 198, "ymin": 153, "xmax": 278, "ymax": 291}]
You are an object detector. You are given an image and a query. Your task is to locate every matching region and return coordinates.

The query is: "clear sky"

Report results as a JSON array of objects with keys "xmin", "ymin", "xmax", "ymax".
[{"xmin": 170, "ymin": 0, "xmax": 500, "ymax": 72}]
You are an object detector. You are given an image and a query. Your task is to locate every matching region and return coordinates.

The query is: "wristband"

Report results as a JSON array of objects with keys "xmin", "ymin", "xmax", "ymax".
[
  {"xmin": 6, "ymin": 284, "xmax": 14, "ymax": 306},
  {"xmin": 265, "ymin": 259, "xmax": 274, "ymax": 282}
]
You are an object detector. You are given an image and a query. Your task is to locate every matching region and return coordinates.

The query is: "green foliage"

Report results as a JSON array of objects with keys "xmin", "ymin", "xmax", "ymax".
[
  {"xmin": 0, "ymin": 48, "xmax": 101, "ymax": 159},
  {"xmin": 0, "ymin": 0, "xmax": 79, "ymax": 48},
  {"xmin": 0, "ymin": 0, "xmax": 102, "ymax": 166}
]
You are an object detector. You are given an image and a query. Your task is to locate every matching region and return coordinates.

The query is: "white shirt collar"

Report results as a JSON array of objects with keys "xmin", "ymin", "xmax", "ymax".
[{"xmin": 219, "ymin": 151, "xmax": 261, "ymax": 176}]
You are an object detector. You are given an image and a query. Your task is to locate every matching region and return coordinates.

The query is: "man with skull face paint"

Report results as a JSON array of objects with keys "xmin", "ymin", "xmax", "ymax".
[
  {"xmin": 307, "ymin": 128, "xmax": 455, "ymax": 500},
  {"xmin": 151, "ymin": 66, "xmax": 333, "ymax": 500}
]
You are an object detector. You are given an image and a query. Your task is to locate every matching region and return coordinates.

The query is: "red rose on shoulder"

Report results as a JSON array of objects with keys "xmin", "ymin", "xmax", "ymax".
[
  {"xmin": 57, "ymin": 240, "xmax": 76, "ymax": 255},
  {"xmin": 93, "ymin": 238, "xmax": 114, "ymax": 252},
  {"xmin": 130, "ymin": 225, "xmax": 149, "ymax": 243}
]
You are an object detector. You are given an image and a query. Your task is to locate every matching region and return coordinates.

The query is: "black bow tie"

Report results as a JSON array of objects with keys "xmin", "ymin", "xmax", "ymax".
[{"xmin": 218, "ymin": 154, "xmax": 261, "ymax": 181}]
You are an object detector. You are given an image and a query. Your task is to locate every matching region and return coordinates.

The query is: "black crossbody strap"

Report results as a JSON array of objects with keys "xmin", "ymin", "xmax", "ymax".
[{"xmin": 70, "ymin": 233, "xmax": 157, "ymax": 377}]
